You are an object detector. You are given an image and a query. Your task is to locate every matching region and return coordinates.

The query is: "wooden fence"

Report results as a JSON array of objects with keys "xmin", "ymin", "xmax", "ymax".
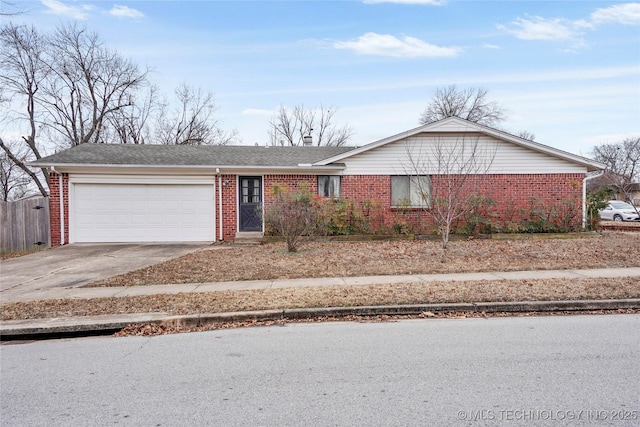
[{"xmin": 0, "ymin": 196, "xmax": 50, "ymax": 254}]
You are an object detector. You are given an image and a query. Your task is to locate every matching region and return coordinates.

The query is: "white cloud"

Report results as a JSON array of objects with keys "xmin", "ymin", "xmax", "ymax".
[
  {"xmin": 591, "ymin": 3, "xmax": 640, "ymax": 25},
  {"xmin": 41, "ymin": 0, "xmax": 93, "ymax": 20},
  {"xmin": 363, "ymin": 0, "xmax": 446, "ymax": 5},
  {"xmin": 482, "ymin": 43, "xmax": 501, "ymax": 49},
  {"xmin": 497, "ymin": 16, "xmax": 585, "ymax": 41},
  {"xmin": 109, "ymin": 5, "xmax": 144, "ymax": 19},
  {"xmin": 241, "ymin": 108, "xmax": 274, "ymax": 116},
  {"xmin": 334, "ymin": 32, "xmax": 460, "ymax": 58},
  {"xmin": 499, "ymin": 4, "xmax": 640, "ymax": 46}
]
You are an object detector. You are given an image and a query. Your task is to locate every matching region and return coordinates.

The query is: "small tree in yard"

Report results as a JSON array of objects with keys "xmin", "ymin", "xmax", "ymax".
[
  {"xmin": 264, "ymin": 184, "xmax": 328, "ymax": 253},
  {"xmin": 404, "ymin": 136, "xmax": 496, "ymax": 248},
  {"xmin": 586, "ymin": 186, "xmax": 614, "ymax": 231}
]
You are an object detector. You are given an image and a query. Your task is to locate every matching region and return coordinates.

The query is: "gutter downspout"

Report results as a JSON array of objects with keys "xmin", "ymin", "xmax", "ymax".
[
  {"xmin": 217, "ymin": 168, "xmax": 223, "ymax": 241},
  {"xmin": 51, "ymin": 166, "xmax": 64, "ymax": 246},
  {"xmin": 583, "ymin": 170, "xmax": 606, "ymax": 230}
]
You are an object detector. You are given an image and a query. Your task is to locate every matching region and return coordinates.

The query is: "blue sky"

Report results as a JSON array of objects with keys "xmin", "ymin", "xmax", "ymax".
[{"xmin": 5, "ymin": 0, "xmax": 640, "ymax": 156}]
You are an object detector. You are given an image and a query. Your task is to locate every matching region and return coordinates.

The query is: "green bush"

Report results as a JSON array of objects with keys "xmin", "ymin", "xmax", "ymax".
[{"xmin": 586, "ymin": 187, "xmax": 614, "ymax": 231}]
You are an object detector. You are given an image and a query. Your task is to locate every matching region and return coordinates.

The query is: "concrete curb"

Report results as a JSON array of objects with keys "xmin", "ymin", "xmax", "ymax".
[
  {"xmin": 2, "ymin": 299, "xmax": 639, "ymax": 339},
  {"xmin": 0, "ymin": 313, "xmax": 169, "ymax": 338}
]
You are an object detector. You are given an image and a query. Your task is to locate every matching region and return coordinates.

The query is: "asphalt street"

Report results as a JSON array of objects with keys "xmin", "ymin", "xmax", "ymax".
[{"xmin": 2, "ymin": 314, "xmax": 639, "ymax": 426}]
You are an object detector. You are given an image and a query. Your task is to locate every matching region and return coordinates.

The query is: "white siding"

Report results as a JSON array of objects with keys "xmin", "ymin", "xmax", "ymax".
[{"xmin": 342, "ymin": 133, "xmax": 586, "ymax": 175}]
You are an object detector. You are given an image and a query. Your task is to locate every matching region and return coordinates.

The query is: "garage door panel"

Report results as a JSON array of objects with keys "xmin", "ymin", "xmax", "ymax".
[{"xmin": 72, "ymin": 183, "xmax": 215, "ymax": 243}]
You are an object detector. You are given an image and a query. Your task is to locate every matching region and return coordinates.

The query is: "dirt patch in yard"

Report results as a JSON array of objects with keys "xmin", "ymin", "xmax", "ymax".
[
  {"xmin": 86, "ymin": 232, "xmax": 640, "ymax": 287},
  {"xmin": 2, "ymin": 276, "xmax": 639, "ymax": 321}
]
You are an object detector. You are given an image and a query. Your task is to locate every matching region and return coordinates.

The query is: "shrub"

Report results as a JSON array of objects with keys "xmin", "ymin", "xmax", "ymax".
[
  {"xmin": 586, "ymin": 187, "xmax": 613, "ymax": 231},
  {"xmin": 326, "ymin": 199, "xmax": 367, "ymax": 235},
  {"xmin": 264, "ymin": 184, "xmax": 328, "ymax": 252},
  {"xmin": 456, "ymin": 195, "xmax": 497, "ymax": 235}
]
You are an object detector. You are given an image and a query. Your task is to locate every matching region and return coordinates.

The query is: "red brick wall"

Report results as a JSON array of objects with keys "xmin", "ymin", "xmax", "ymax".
[
  {"xmin": 48, "ymin": 172, "xmax": 69, "ymax": 246},
  {"xmin": 259, "ymin": 173, "xmax": 585, "ymax": 235},
  {"xmin": 220, "ymin": 174, "xmax": 237, "ymax": 241},
  {"xmin": 339, "ymin": 173, "xmax": 585, "ymax": 233},
  {"xmin": 341, "ymin": 175, "xmax": 392, "ymax": 231},
  {"xmin": 50, "ymin": 172, "xmax": 585, "ymax": 245},
  {"xmin": 479, "ymin": 174, "xmax": 583, "ymax": 208},
  {"xmin": 263, "ymin": 175, "xmax": 316, "ymax": 208}
]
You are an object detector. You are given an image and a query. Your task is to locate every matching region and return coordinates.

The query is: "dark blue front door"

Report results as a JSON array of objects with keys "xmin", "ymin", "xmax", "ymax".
[{"xmin": 239, "ymin": 176, "xmax": 262, "ymax": 232}]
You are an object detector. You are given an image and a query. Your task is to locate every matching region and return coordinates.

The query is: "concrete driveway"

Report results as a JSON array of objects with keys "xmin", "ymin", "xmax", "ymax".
[{"xmin": 0, "ymin": 244, "xmax": 209, "ymax": 303}]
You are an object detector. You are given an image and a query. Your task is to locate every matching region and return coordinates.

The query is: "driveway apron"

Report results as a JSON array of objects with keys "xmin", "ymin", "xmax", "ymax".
[{"xmin": 0, "ymin": 244, "xmax": 208, "ymax": 302}]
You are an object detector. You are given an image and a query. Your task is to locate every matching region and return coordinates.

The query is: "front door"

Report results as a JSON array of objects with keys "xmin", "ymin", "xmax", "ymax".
[{"xmin": 239, "ymin": 176, "xmax": 262, "ymax": 232}]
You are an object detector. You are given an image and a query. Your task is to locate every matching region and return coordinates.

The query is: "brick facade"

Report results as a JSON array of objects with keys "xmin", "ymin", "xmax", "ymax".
[
  {"xmin": 263, "ymin": 173, "xmax": 585, "ymax": 234},
  {"xmin": 48, "ymin": 172, "xmax": 69, "ymax": 246},
  {"xmin": 263, "ymin": 175, "xmax": 317, "ymax": 207},
  {"xmin": 220, "ymin": 174, "xmax": 238, "ymax": 241},
  {"xmin": 49, "ymin": 172, "xmax": 585, "ymax": 245}
]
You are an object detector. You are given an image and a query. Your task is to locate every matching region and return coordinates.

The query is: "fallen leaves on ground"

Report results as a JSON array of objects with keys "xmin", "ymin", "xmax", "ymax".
[
  {"xmin": 2, "ymin": 276, "xmax": 639, "ymax": 321},
  {"xmin": 114, "ymin": 309, "xmax": 640, "ymax": 337},
  {"xmin": 86, "ymin": 232, "xmax": 640, "ymax": 287}
]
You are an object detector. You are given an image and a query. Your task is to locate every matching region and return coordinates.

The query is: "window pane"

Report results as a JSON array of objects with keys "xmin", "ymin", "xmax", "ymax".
[
  {"xmin": 410, "ymin": 176, "xmax": 431, "ymax": 207},
  {"xmin": 392, "ymin": 176, "xmax": 430, "ymax": 207},
  {"xmin": 242, "ymin": 183, "xmax": 249, "ymax": 203},
  {"xmin": 329, "ymin": 176, "xmax": 340, "ymax": 197},
  {"xmin": 252, "ymin": 180, "xmax": 260, "ymax": 203},
  {"xmin": 391, "ymin": 176, "xmax": 409, "ymax": 206},
  {"xmin": 318, "ymin": 176, "xmax": 340, "ymax": 197},
  {"xmin": 318, "ymin": 176, "xmax": 327, "ymax": 197}
]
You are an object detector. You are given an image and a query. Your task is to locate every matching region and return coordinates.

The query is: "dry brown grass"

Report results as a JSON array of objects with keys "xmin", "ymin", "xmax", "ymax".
[
  {"xmin": 2, "ymin": 232, "xmax": 639, "ymax": 322},
  {"xmin": 87, "ymin": 232, "xmax": 640, "ymax": 287},
  {"xmin": 2, "ymin": 276, "xmax": 639, "ymax": 321}
]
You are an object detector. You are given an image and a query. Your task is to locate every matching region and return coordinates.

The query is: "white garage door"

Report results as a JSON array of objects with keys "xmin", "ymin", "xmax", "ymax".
[{"xmin": 72, "ymin": 183, "xmax": 215, "ymax": 243}]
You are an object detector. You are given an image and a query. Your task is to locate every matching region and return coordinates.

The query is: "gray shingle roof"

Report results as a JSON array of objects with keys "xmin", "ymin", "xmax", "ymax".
[{"xmin": 31, "ymin": 144, "xmax": 355, "ymax": 168}]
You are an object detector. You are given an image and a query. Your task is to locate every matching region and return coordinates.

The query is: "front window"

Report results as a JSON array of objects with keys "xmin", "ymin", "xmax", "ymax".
[
  {"xmin": 318, "ymin": 176, "xmax": 341, "ymax": 198},
  {"xmin": 391, "ymin": 175, "xmax": 431, "ymax": 207}
]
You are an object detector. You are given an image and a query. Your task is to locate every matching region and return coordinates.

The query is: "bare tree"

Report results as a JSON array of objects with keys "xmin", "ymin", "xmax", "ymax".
[
  {"xmin": 41, "ymin": 23, "xmax": 148, "ymax": 147},
  {"xmin": 154, "ymin": 83, "xmax": 237, "ymax": 145},
  {"xmin": 106, "ymin": 85, "xmax": 158, "ymax": 144},
  {"xmin": 404, "ymin": 136, "xmax": 497, "ymax": 248},
  {"xmin": 0, "ymin": 138, "xmax": 33, "ymax": 201},
  {"xmin": 591, "ymin": 137, "xmax": 640, "ymax": 206},
  {"xmin": 419, "ymin": 85, "xmax": 507, "ymax": 127},
  {"xmin": 517, "ymin": 130, "xmax": 536, "ymax": 141},
  {"xmin": 0, "ymin": 23, "xmax": 49, "ymax": 195},
  {"xmin": 268, "ymin": 104, "xmax": 353, "ymax": 146},
  {"xmin": 1, "ymin": 21, "xmax": 237, "ymax": 199},
  {"xmin": 264, "ymin": 184, "xmax": 329, "ymax": 252},
  {"xmin": 1, "ymin": 22, "xmax": 147, "ymax": 193}
]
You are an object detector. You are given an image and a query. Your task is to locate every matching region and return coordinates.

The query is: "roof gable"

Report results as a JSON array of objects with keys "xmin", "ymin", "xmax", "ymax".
[{"xmin": 314, "ymin": 117, "xmax": 605, "ymax": 172}]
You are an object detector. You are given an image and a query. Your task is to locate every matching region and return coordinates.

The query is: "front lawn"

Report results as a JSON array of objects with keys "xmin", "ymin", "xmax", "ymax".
[
  {"xmin": 87, "ymin": 232, "xmax": 640, "ymax": 287},
  {"xmin": 2, "ymin": 232, "xmax": 638, "ymax": 322}
]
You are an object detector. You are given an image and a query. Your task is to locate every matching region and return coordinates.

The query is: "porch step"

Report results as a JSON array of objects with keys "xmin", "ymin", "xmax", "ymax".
[{"xmin": 234, "ymin": 232, "xmax": 264, "ymax": 246}]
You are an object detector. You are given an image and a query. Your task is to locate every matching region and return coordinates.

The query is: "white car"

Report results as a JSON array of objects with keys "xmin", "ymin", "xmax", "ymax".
[{"xmin": 599, "ymin": 200, "xmax": 640, "ymax": 222}]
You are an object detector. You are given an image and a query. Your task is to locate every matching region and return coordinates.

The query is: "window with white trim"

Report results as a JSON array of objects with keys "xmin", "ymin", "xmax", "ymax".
[
  {"xmin": 318, "ymin": 176, "xmax": 341, "ymax": 198},
  {"xmin": 391, "ymin": 175, "xmax": 431, "ymax": 207}
]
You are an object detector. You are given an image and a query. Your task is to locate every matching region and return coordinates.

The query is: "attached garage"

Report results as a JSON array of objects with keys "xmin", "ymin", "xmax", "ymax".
[{"xmin": 69, "ymin": 176, "xmax": 216, "ymax": 243}]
